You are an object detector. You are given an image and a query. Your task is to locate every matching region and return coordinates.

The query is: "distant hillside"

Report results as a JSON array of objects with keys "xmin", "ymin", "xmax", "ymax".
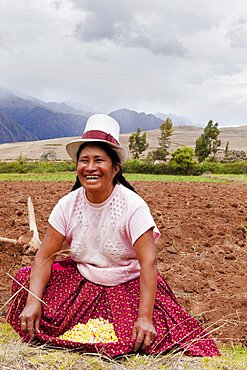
[
  {"xmin": 0, "ymin": 93, "xmax": 88, "ymax": 143},
  {"xmin": 1, "ymin": 125, "xmax": 246, "ymax": 161},
  {"xmin": 2, "ymin": 106, "xmax": 88, "ymax": 140},
  {"xmin": 43, "ymin": 102, "xmax": 92, "ymax": 117},
  {"xmin": 0, "ymin": 87, "xmax": 200, "ymax": 144},
  {"xmin": 0, "ymin": 85, "xmax": 246, "ymax": 160},
  {"xmin": 155, "ymin": 112, "xmax": 196, "ymax": 126},
  {"xmin": 0, "ymin": 112, "xmax": 35, "ymax": 143},
  {"xmin": 109, "ymin": 109, "xmax": 163, "ymax": 132}
]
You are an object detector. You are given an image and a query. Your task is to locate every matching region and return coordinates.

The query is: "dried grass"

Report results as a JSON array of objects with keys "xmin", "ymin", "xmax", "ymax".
[{"xmin": 0, "ymin": 323, "xmax": 246, "ymax": 370}]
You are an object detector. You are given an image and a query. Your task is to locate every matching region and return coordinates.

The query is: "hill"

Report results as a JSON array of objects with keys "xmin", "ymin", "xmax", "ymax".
[
  {"xmin": 109, "ymin": 109, "xmax": 163, "ymax": 132},
  {"xmin": 0, "ymin": 125, "xmax": 246, "ymax": 161},
  {"xmin": 0, "ymin": 88, "xmax": 246, "ymax": 159},
  {"xmin": 0, "ymin": 112, "xmax": 35, "ymax": 143},
  {"xmin": 0, "ymin": 87, "xmax": 199, "ymax": 144},
  {"xmin": 0, "ymin": 93, "xmax": 88, "ymax": 142}
]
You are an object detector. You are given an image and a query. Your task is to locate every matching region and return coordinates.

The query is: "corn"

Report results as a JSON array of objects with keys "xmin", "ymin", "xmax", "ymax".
[{"xmin": 58, "ymin": 317, "xmax": 118, "ymax": 343}]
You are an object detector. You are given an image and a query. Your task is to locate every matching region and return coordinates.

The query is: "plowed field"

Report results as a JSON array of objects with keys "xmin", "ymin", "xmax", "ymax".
[{"xmin": 0, "ymin": 181, "xmax": 246, "ymax": 346}]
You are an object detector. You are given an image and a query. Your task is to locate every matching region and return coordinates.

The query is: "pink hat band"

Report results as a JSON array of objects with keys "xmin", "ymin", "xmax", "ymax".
[{"xmin": 82, "ymin": 130, "xmax": 120, "ymax": 146}]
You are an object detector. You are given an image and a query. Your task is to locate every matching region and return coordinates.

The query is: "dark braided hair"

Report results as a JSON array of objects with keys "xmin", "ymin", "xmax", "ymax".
[
  {"xmin": 113, "ymin": 167, "xmax": 136, "ymax": 193},
  {"xmin": 71, "ymin": 142, "xmax": 137, "ymax": 193}
]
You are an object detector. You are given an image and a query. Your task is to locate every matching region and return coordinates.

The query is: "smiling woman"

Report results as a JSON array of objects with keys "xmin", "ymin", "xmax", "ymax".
[
  {"xmin": 7, "ymin": 114, "xmax": 220, "ymax": 358},
  {"xmin": 76, "ymin": 144, "xmax": 120, "ymax": 203}
]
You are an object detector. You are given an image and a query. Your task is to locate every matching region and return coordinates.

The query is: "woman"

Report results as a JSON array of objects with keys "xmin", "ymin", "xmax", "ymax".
[{"xmin": 7, "ymin": 114, "xmax": 220, "ymax": 357}]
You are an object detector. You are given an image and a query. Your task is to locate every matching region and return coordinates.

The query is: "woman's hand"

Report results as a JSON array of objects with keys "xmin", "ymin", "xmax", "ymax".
[
  {"xmin": 18, "ymin": 225, "xmax": 65, "ymax": 338},
  {"xmin": 19, "ymin": 300, "xmax": 41, "ymax": 338},
  {"xmin": 132, "ymin": 317, "xmax": 157, "ymax": 352},
  {"xmin": 132, "ymin": 230, "xmax": 158, "ymax": 351}
]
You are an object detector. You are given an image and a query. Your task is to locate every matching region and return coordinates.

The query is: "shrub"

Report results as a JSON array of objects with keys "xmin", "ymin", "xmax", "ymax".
[
  {"xmin": 122, "ymin": 160, "xmax": 170, "ymax": 174},
  {"xmin": 0, "ymin": 161, "xmax": 76, "ymax": 174},
  {"xmin": 0, "ymin": 158, "xmax": 246, "ymax": 175},
  {"xmin": 169, "ymin": 147, "xmax": 197, "ymax": 175},
  {"xmin": 200, "ymin": 160, "xmax": 247, "ymax": 174}
]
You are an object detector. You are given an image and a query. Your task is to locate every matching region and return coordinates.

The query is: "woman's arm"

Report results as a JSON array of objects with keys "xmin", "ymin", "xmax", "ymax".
[
  {"xmin": 19, "ymin": 224, "xmax": 65, "ymax": 338},
  {"xmin": 132, "ymin": 229, "xmax": 158, "ymax": 351}
]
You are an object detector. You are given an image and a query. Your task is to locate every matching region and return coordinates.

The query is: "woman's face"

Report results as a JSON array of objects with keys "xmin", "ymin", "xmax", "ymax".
[{"xmin": 77, "ymin": 144, "xmax": 120, "ymax": 203}]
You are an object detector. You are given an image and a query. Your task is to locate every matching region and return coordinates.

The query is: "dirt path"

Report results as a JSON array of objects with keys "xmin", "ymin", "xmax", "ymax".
[{"xmin": 0, "ymin": 181, "xmax": 246, "ymax": 346}]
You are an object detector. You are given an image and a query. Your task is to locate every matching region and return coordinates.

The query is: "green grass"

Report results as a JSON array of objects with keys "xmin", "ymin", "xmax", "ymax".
[
  {"xmin": 125, "ymin": 174, "xmax": 227, "ymax": 183},
  {"xmin": 208, "ymin": 173, "xmax": 247, "ymax": 182},
  {"xmin": 0, "ymin": 172, "xmax": 236, "ymax": 182},
  {"xmin": 201, "ymin": 345, "xmax": 247, "ymax": 370},
  {"xmin": 0, "ymin": 172, "xmax": 247, "ymax": 183},
  {"xmin": 0, "ymin": 323, "xmax": 246, "ymax": 369},
  {"xmin": 0, "ymin": 172, "xmax": 77, "ymax": 181}
]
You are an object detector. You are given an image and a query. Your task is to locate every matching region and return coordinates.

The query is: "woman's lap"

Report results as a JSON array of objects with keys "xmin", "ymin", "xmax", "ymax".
[{"xmin": 7, "ymin": 260, "xmax": 220, "ymax": 357}]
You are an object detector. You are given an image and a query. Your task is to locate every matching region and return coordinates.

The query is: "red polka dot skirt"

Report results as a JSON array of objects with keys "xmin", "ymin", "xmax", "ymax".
[{"xmin": 7, "ymin": 259, "xmax": 220, "ymax": 358}]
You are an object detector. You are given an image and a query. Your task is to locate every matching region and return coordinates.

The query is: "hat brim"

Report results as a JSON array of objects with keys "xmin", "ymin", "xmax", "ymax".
[{"xmin": 66, "ymin": 138, "xmax": 128, "ymax": 164}]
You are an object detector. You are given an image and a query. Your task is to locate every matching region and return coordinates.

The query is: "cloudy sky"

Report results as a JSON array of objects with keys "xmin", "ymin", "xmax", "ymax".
[{"xmin": 1, "ymin": 0, "xmax": 247, "ymax": 126}]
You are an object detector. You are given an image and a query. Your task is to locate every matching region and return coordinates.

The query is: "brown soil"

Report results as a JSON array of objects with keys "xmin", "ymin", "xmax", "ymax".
[{"xmin": 0, "ymin": 181, "xmax": 246, "ymax": 346}]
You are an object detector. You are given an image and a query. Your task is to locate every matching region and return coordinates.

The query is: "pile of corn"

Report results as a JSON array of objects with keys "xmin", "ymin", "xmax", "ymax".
[{"xmin": 58, "ymin": 317, "xmax": 118, "ymax": 344}]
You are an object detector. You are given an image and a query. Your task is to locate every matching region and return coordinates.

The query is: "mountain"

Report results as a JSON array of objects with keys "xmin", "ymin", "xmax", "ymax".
[
  {"xmin": 0, "ymin": 87, "xmax": 199, "ymax": 144},
  {"xmin": 0, "ymin": 88, "xmax": 14, "ymax": 100},
  {"xmin": 109, "ymin": 109, "xmax": 200, "ymax": 134},
  {"xmin": 0, "ymin": 89, "xmax": 88, "ymax": 143},
  {"xmin": 0, "ymin": 88, "xmax": 91, "ymax": 116},
  {"xmin": 109, "ymin": 109, "xmax": 163, "ymax": 133},
  {"xmin": 0, "ymin": 112, "xmax": 36, "ymax": 143},
  {"xmin": 43, "ymin": 102, "xmax": 92, "ymax": 117},
  {"xmin": 155, "ymin": 112, "xmax": 197, "ymax": 126},
  {"xmin": 1, "ymin": 105, "xmax": 87, "ymax": 140}
]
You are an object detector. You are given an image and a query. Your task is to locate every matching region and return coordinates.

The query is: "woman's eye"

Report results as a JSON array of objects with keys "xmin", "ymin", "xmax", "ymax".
[{"xmin": 95, "ymin": 158, "xmax": 103, "ymax": 163}]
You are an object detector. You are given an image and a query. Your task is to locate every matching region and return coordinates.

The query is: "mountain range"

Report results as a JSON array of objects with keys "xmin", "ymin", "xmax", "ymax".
[{"xmin": 0, "ymin": 87, "xmax": 196, "ymax": 144}]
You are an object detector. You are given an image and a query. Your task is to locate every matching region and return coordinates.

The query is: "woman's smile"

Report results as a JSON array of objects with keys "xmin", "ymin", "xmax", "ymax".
[
  {"xmin": 85, "ymin": 175, "xmax": 100, "ymax": 181},
  {"xmin": 77, "ymin": 144, "xmax": 120, "ymax": 203}
]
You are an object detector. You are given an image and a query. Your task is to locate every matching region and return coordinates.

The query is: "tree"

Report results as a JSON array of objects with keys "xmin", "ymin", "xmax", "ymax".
[
  {"xmin": 153, "ymin": 118, "xmax": 173, "ymax": 161},
  {"xmin": 128, "ymin": 128, "xmax": 149, "ymax": 159},
  {"xmin": 224, "ymin": 140, "xmax": 230, "ymax": 159},
  {"xmin": 152, "ymin": 147, "xmax": 169, "ymax": 161},
  {"xmin": 170, "ymin": 146, "xmax": 196, "ymax": 174},
  {"xmin": 195, "ymin": 120, "xmax": 221, "ymax": 162},
  {"xmin": 195, "ymin": 135, "xmax": 211, "ymax": 162}
]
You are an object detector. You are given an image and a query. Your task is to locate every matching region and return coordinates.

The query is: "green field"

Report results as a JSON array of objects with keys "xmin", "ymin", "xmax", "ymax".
[{"xmin": 1, "ymin": 172, "xmax": 247, "ymax": 183}]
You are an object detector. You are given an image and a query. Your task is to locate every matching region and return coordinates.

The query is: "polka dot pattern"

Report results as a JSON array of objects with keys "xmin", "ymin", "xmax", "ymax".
[{"xmin": 7, "ymin": 259, "xmax": 220, "ymax": 358}]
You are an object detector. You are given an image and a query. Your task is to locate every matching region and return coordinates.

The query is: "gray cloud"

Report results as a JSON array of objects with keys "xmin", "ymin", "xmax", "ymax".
[
  {"xmin": 227, "ymin": 19, "xmax": 247, "ymax": 48},
  {"xmin": 74, "ymin": 13, "xmax": 116, "ymax": 42},
  {"xmin": 72, "ymin": 0, "xmax": 187, "ymax": 56},
  {"xmin": 212, "ymin": 62, "xmax": 243, "ymax": 77},
  {"xmin": 1, "ymin": 0, "xmax": 247, "ymax": 125}
]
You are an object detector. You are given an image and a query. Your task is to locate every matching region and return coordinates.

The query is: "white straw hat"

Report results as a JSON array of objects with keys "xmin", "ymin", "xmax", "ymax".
[{"xmin": 66, "ymin": 114, "xmax": 128, "ymax": 163}]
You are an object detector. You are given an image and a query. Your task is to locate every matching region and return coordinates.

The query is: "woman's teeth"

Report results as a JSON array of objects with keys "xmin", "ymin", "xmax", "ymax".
[{"xmin": 85, "ymin": 176, "xmax": 99, "ymax": 180}]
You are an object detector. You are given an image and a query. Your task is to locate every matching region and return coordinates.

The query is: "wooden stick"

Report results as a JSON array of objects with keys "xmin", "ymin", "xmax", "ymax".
[
  {"xmin": 0, "ymin": 237, "xmax": 18, "ymax": 244},
  {"xmin": 27, "ymin": 196, "xmax": 41, "ymax": 248},
  {"xmin": 0, "ymin": 197, "xmax": 41, "ymax": 254}
]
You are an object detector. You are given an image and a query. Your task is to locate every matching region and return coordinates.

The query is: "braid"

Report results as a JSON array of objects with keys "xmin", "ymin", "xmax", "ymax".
[
  {"xmin": 71, "ymin": 175, "xmax": 81, "ymax": 191},
  {"xmin": 114, "ymin": 168, "xmax": 137, "ymax": 193}
]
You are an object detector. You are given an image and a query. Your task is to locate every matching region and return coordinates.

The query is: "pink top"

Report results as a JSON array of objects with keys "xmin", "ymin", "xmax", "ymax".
[{"xmin": 48, "ymin": 184, "xmax": 160, "ymax": 286}]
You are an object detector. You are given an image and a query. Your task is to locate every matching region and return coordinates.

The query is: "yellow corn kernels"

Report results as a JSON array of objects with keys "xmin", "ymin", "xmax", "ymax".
[{"xmin": 58, "ymin": 317, "xmax": 118, "ymax": 343}]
